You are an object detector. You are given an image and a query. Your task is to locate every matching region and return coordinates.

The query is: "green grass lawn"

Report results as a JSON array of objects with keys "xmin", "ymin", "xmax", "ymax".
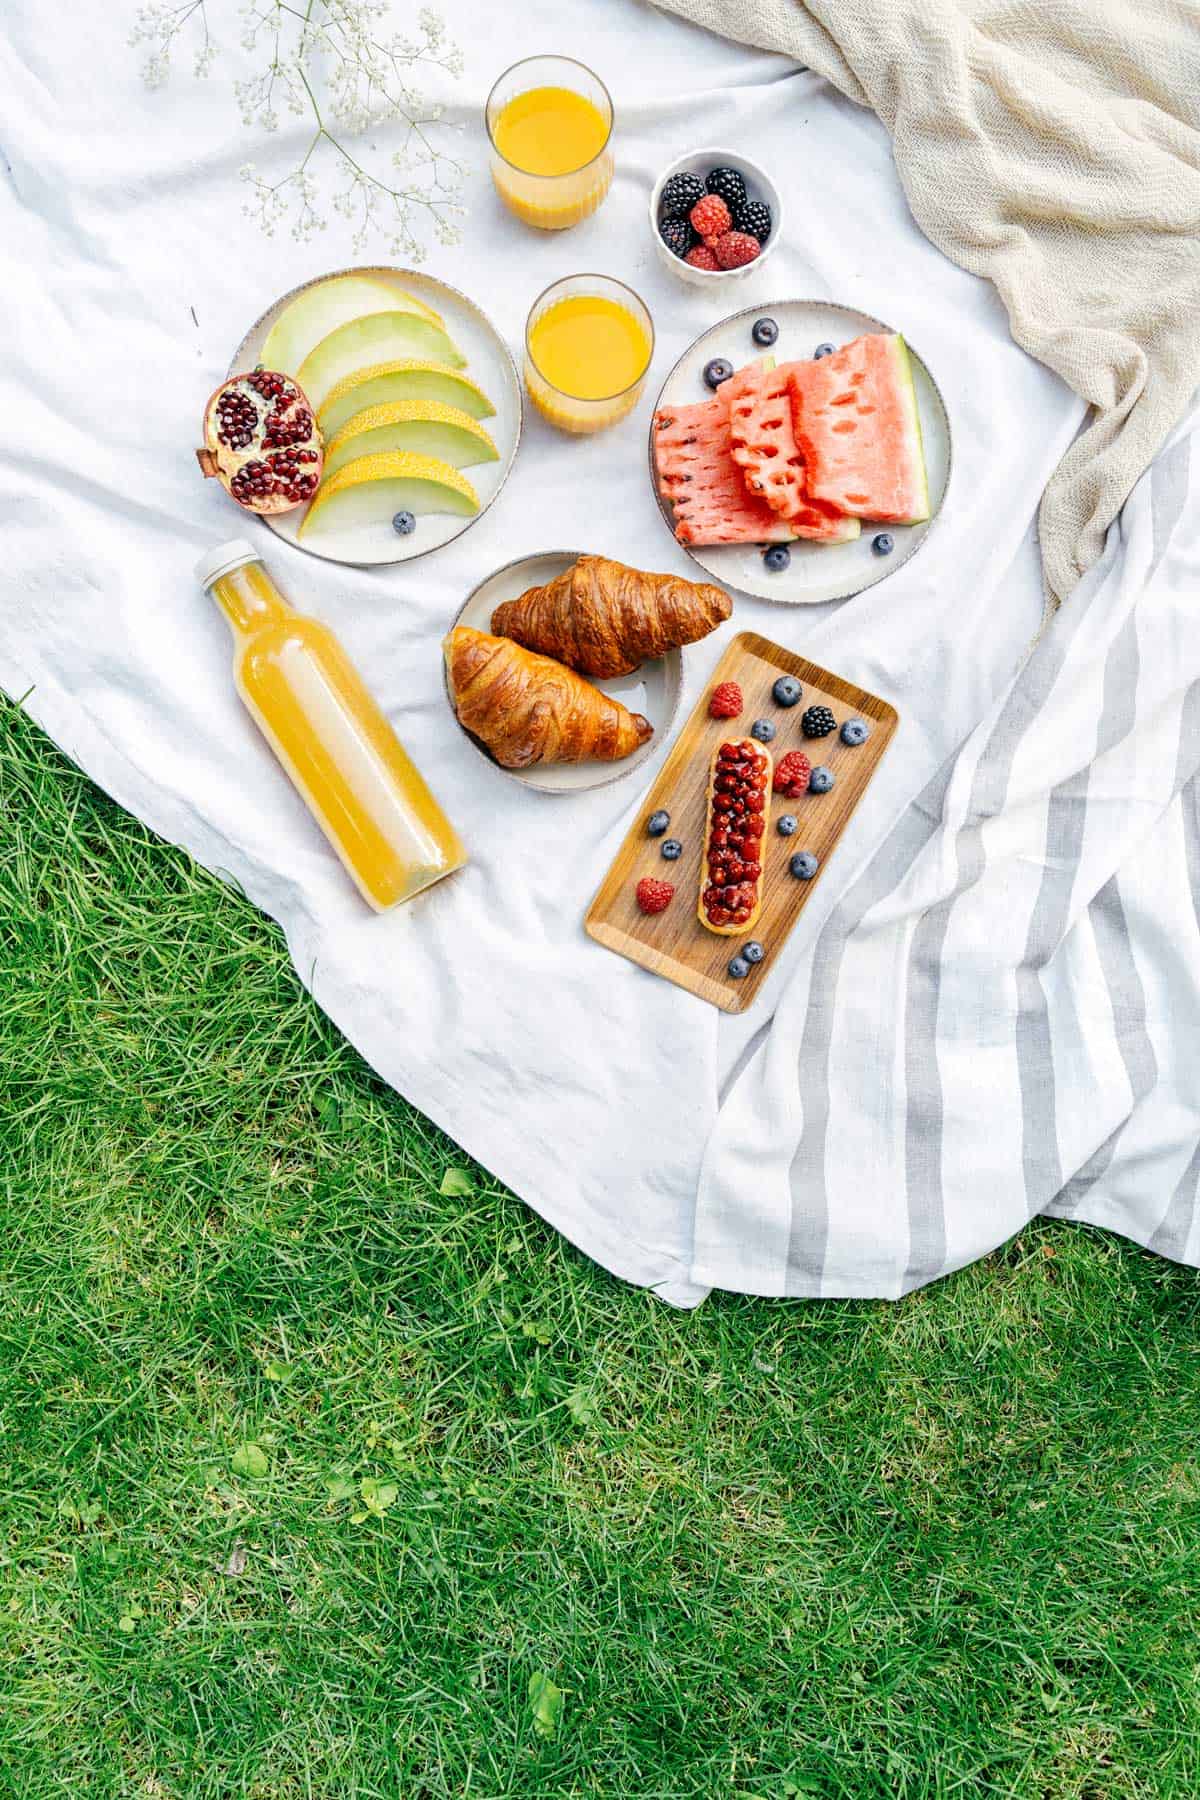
[{"xmin": 3, "ymin": 691, "xmax": 1200, "ymax": 1799}]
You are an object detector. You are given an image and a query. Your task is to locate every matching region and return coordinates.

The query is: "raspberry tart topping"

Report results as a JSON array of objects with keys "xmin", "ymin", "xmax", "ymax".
[{"xmin": 700, "ymin": 738, "xmax": 772, "ymax": 934}]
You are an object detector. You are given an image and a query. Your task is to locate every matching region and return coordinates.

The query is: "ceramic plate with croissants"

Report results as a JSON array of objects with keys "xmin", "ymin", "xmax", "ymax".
[{"xmin": 444, "ymin": 552, "xmax": 733, "ymax": 793}]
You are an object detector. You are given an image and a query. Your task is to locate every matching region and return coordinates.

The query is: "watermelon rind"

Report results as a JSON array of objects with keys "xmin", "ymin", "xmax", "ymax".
[{"xmin": 890, "ymin": 336, "xmax": 930, "ymax": 523}]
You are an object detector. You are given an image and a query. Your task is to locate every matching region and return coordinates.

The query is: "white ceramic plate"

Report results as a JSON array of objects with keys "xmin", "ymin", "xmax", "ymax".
[
  {"xmin": 445, "ymin": 552, "xmax": 683, "ymax": 795},
  {"xmin": 648, "ymin": 299, "xmax": 951, "ymax": 606},
  {"xmin": 228, "ymin": 265, "xmax": 522, "ymax": 568}
]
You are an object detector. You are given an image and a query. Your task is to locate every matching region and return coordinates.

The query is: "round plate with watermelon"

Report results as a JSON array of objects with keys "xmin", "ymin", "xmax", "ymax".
[
  {"xmin": 228, "ymin": 266, "xmax": 522, "ymax": 568},
  {"xmin": 649, "ymin": 300, "xmax": 950, "ymax": 605}
]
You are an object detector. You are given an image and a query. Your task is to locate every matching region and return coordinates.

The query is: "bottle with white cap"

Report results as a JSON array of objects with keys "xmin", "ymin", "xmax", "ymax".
[{"xmin": 196, "ymin": 539, "xmax": 466, "ymax": 910}]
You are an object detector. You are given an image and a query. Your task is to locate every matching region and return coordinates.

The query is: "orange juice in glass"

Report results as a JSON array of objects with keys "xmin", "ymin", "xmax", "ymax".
[
  {"xmin": 487, "ymin": 56, "xmax": 613, "ymax": 230},
  {"xmin": 524, "ymin": 275, "xmax": 653, "ymax": 435}
]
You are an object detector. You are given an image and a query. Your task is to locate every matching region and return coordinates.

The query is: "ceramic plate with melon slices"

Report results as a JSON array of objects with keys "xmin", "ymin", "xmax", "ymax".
[
  {"xmin": 228, "ymin": 266, "xmax": 521, "ymax": 566},
  {"xmin": 649, "ymin": 300, "xmax": 951, "ymax": 606}
]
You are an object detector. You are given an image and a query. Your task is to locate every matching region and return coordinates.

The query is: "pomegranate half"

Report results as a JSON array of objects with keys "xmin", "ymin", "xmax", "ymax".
[{"xmin": 197, "ymin": 369, "xmax": 324, "ymax": 514}]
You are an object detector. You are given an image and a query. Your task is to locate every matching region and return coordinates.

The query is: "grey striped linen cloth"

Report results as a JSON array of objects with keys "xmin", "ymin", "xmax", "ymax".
[{"xmin": 693, "ymin": 414, "xmax": 1200, "ymax": 1294}]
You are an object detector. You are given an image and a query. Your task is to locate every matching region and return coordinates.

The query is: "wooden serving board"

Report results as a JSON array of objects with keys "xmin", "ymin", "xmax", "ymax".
[{"xmin": 585, "ymin": 631, "xmax": 898, "ymax": 1012}]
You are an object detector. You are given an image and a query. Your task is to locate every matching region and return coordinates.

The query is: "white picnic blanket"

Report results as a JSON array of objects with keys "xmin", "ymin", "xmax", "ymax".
[{"xmin": 2, "ymin": 0, "xmax": 1195, "ymax": 1303}]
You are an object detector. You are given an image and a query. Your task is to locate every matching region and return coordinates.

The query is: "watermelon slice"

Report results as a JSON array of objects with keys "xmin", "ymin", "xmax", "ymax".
[
  {"xmin": 653, "ymin": 397, "xmax": 795, "ymax": 547},
  {"xmin": 789, "ymin": 334, "xmax": 930, "ymax": 524},
  {"xmin": 725, "ymin": 362, "xmax": 861, "ymax": 540}
]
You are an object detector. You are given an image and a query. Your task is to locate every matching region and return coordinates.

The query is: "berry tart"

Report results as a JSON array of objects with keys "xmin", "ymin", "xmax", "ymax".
[{"xmin": 699, "ymin": 737, "xmax": 772, "ymax": 935}]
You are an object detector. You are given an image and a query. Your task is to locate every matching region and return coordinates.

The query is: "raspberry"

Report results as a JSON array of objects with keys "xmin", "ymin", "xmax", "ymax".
[
  {"xmin": 712, "ymin": 230, "xmax": 760, "ymax": 271},
  {"xmin": 709, "ymin": 681, "xmax": 743, "ymax": 720},
  {"xmin": 636, "ymin": 877, "xmax": 675, "ymax": 916},
  {"xmin": 689, "ymin": 193, "xmax": 731, "ymax": 239},
  {"xmin": 774, "ymin": 751, "xmax": 812, "ymax": 799},
  {"xmin": 684, "ymin": 245, "xmax": 719, "ymax": 272}
]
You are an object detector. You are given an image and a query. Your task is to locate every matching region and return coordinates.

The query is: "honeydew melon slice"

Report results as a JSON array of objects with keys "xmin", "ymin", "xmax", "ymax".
[
  {"xmin": 298, "ymin": 313, "xmax": 467, "ymax": 412},
  {"xmin": 323, "ymin": 401, "xmax": 499, "ymax": 480},
  {"xmin": 298, "ymin": 451, "xmax": 479, "ymax": 539},
  {"xmin": 262, "ymin": 274, "xmax": 444, "ymax": 375},
  {"xmin": 318, "ymin": 361, "xmax": 497, "ymax": 438}
]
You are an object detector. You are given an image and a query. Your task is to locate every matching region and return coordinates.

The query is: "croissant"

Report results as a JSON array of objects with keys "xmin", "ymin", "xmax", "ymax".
[
  {"xmin": 444, "ymin": 627, "xmax": 653, "ymax": 768},
  {"xmin": 489, "ymin": 554, "xmax": 731, "ymax": 679}
]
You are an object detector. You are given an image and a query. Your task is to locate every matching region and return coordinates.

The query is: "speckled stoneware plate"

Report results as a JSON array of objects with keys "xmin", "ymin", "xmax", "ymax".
[
  {"xmin": 648, "ymin": 299, "xmax": 951, "ymax": 606},
  {"xmin": 228, "ymin": 265, "xmax": 522, "ymax": 568},
  {"xmin": 445, "ymin": 552, "xmax": 683, "ymax": 795}
]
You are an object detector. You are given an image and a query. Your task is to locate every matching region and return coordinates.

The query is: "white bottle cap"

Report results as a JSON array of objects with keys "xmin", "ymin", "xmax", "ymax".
[{"xmin": 195, "ymin": 537, "xmax": 261, "ymax": 590}]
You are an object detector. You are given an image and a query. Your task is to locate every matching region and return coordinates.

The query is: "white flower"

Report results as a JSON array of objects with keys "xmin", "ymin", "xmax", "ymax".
[{"xmin": 136, "ymin": 0, "xmax": 466, "ymax": 257}]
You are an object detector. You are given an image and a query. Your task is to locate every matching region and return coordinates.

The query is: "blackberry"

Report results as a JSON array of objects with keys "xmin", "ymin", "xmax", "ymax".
[
  {"xmin": 659, "ymin": 217, "xmax": 693, "ymax": 259},
  {"xmin": 705, "ymin": 166, "xmax": 747, "ymax": 211},
  {"xmin": 801, "ymin": 704, "xmax": 836, "ymax": 739},
  {"xmin": 736, "ymin": 199, "xmax": 773, "ymax": 243},
  {"xmin": 659, "ymin": 170, "xmax": 705, "ymax": 221}
]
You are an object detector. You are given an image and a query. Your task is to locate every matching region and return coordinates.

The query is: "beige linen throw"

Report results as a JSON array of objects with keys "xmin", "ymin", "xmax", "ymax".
[{"xmin": 654, "ymin": 0, "xmax": 1200, "ymax": 606}]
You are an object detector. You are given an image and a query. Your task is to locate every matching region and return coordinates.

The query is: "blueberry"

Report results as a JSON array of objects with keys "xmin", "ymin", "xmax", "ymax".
[
  {"xmin": 776, "ymin": 813, "xmax": 798, "ymax": 837},
  {"xmin": 661, "ymin": 838, "xmax": 683, "ymax": 861},
  {"xmin": 841, "ymin": 718, "xmax": 870, "ymax": 747},
  {"xmin": 763, "ymin": 545, "xmax": 791, "ymax": 573},
  {"xmin": 809, "ymin": 765, "xmax": 835, "ymax": 794},
  {"xmin": 814, "ymin": 342, "xmax": 836, "ymax": 359},
  {"xmin": 392, "ymin": 510, "xmax": 416, "ymax": 535},
  {"xmin": 772, "ymin": 675, "xmax": 802, "ymax": 707},
  {"xmin": 750, "ymin": 718, "xmax": 775, "ymax": 743},
  {"xmin": 872, "ymin": 532, "xmax": 895, "ymax": 556},
  {"xmin": 790, "ymin": 850, "xmax": 819, "ymax": 880},
  {"xmin": 751, "ymin": 317, "xmax": 779, "ymax": 348},
  {"xmin": 703, "ymin": 358, "xmax": 734, "ymax": 391},
  {"xmin": 727, "ymin": 955, "xmax": 751, "ymax": 980},
  {"xmin": 742, "ymin": 941, "xmax": 765, "ymax": 965},
  {"xmin": 647, "ymin": 809, "xmax": 670, "ymax": 837}
]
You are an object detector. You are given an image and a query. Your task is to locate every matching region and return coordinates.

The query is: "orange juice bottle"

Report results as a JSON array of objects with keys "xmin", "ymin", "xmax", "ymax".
[{"xmin": 196, "ymin": 540, "xmax": 466, "ymax": 910}]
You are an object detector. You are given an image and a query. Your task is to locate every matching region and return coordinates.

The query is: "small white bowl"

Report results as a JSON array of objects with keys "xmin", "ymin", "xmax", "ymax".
[{"xmin": 650, "ymin": 147, "xmax": 782, "ymax": 289}]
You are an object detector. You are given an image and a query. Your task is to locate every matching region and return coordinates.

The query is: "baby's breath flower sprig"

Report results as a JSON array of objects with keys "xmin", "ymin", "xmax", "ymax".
[{"xmin": 131, "ymin": 0, "xmax": 466, "ymax": 255}]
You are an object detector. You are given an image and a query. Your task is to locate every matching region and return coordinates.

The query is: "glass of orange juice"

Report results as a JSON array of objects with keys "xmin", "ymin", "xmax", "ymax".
[
  {"xmin": 486, "ymin": 56, "xmax": 614, "ymax": 230},
  {"xmin": 524, "ymin": 275, "xmax": 654, "ymax": 435}
]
